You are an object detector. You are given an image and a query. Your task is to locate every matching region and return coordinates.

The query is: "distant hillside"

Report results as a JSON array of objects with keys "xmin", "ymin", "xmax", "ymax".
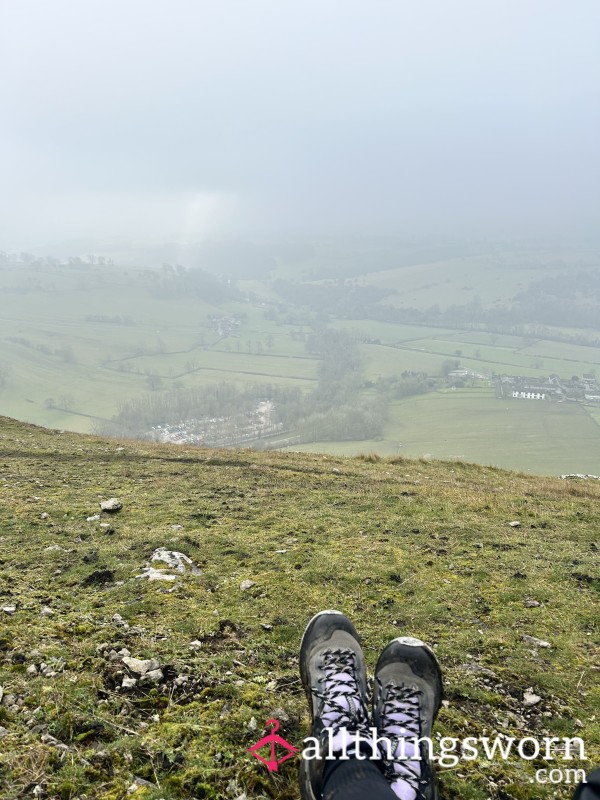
[{"xmin": 0, "ymin": 416, "xmax": 598, "ymax": 799}]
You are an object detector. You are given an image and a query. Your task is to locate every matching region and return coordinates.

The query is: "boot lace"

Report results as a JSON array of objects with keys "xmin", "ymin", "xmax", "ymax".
[
  {"xmin": 377, "ymin": 681, "xmax": 429, "ymax": 799},
  {"xmin": 313, "ymin": 647, "xmax": 370, "ymax": 736}
]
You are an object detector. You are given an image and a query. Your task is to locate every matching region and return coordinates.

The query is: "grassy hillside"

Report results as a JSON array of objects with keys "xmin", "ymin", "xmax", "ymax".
[{"xmin": 0, "ymin": 416, "xmax": 598, "ymax": 799}]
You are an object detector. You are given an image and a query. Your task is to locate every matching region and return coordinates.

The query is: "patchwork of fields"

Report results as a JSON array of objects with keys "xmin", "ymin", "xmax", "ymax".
[{"xmin": 1, "ymin": 252, "xmax": 599, "ymax": 475}]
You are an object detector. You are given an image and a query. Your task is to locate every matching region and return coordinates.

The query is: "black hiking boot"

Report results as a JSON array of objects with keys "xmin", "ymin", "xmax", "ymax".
[
  {"xmin": 299, "ymin": 610, "xmax": 372, "ymax": 800},
  {"xmin": 373, "ymin": 636, "xmax": 443, "ymax": 800}
]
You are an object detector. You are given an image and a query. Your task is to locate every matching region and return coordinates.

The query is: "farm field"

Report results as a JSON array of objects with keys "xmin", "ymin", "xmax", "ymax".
[
  {"xmin": 350, "ymin": 243, "xmax": 600, "ymax": 310},
  {"xmin": 388, "ymin": 338, "xmax": 600, "ymax": 377},
  {"xmin": 360, "ymin": 255, "xmax": 542, "ymax": 309},
  {"xmin": 281, "ymin": 388, "xmax": 600, "ymax": 475}
]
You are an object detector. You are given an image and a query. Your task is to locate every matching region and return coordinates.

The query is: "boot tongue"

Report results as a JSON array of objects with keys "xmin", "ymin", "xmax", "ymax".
[
  {"xmin": 391, "ymin": 780, "xmax": 419, "ymax": 800},
  {"xmin": 321, "ymin": 671, "xmax": 358, "ymax": 725}
]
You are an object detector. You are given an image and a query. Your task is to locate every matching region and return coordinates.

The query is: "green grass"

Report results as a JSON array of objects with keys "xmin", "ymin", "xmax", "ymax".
[{"xmin": 0, "ymin": 416, "xmax": 598, "ymax": 799}]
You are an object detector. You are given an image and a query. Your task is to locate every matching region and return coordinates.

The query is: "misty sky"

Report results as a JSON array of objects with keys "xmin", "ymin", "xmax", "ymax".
[{"xmin": 1, "ymin": 0, "xmax": 599, "ymax": 249}]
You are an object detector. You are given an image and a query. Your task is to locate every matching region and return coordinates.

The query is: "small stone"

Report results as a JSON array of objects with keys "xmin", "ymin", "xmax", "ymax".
[
  {"xmin": 122, "ymin": 657, "xmax": 161, "ymax": 676},
  {"xmin": 40, "ymin": 607, "xmax": 54, "ymax": 616},
  {"xmin": 127, "ymin": 778, "xmax": 156, "ymax": 795},
  {"xmin": 270, "ymin": 707, "xmax": 289, "ymax": 723},
  {"xmin": 524, "ymin": 600, "xmax": 541, "ymax": 608},
  {"xmin": 150, "ymin": 547, "xmax": 201, "ymax": 574},
  {"xmin": 121, "ymin": 677, "xmax": 137, "ymax": 690},
  {"xmin": 142, "ymin": 668, "xmax": 164, "ymax": 684},
  {"xmin": 474, "ymin": 543, "xmax": 483, "ymax": 549},
  {"xmin": 260, "ymin": 623, "xmax": 273, "ymax": 631},
  {"xmin": 523, "ymin": 690, "xmax": 542, "ymax": 706},
  {"xmin": 40, "ymin": 512, "xmax": 49, "ymax": 520},
  {"xmin": 87, "ymin": 515, "xmax": 100, "ymax": 522},
  {"xmin": 136, "ymin": 567, "xmax": 177, "ymax": 582},
  {"xmin": 508, "ymin": 520, "xmax": 521, "ymax": 527},
  {"xmin": 44, "ymin": 545, "xmax": 65, "ymax": 551},
  {"xmin": 275, "ymin": 549, "xmax": 287, "ymax": 554},
  {"xmin": 189, "ymin": 640, "xmax": 203, "ymax": 650},
  {"xmin": 26, "ymin": 665, "xmax": 38, "ymax": 675},
  {"xmin": 240, "ymin": 580, "xmax": 255, "ymax": 591},
  {"xmin": 100, "ymin": 498, "xmax": 123, "ymax": 513},
  {"xmin": 2, "ymin": 606, "xmax": 16, "ymax": 614},
  {"xmin": 247, "ymin": 716, "xmax": 258, "ymax": 731},
  {"xmin": 522, "ymin": 635, "xmax": 551, "ymax": 648},
  {"xmin": 462, "ymin": 663, "xmax": 498, "ymax": 679},
  {"xmin": 0, "ymin": 726, "xmax": 8, "ymax": 738},
  {"xmin": 170, "ymin": 524, "xmax": 184, "ymax": 530}
]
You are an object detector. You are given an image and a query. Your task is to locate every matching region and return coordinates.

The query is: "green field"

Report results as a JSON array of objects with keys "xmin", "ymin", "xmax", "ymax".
[
  {"xmin": 360, "ymin": 255, "xmax": 543, "ymax": 308},
  {"xmin": 282, "ymin": 388, "xmax": 600, "ymax": 475}
]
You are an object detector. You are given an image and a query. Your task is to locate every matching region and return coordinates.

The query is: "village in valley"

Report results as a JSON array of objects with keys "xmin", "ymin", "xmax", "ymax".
[
  {"xmin": 147, "ymin": 400, "xmax": 283, "ymax": 447},
  {"xmin": 495, "ymin": 373, "xmax": 600, "ymax": 404}
]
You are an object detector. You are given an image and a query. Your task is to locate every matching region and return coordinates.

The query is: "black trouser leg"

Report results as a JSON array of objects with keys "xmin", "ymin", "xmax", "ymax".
[
  {"xmin": 572, "ymin": 768, "xmax": 600, "ymax": 800},
  {"xmin": 322, "ymin": 757, "xmax": 398, "ymax": 800}
]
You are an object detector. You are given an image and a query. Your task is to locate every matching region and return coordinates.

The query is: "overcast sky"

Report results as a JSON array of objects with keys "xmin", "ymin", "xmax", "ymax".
[{"xmin": 1, "ymin": 0, "xmax": 599, "ymax": 249}]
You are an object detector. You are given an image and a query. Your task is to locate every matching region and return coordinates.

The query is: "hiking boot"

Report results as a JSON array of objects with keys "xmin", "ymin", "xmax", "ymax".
[
  {"xmin": 299, "ymin": 610, "xmax": 372, "ymax": 800},
  {"xmin": 373, "ymin": 636, "xmax": 443, "ymax": 800}
]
